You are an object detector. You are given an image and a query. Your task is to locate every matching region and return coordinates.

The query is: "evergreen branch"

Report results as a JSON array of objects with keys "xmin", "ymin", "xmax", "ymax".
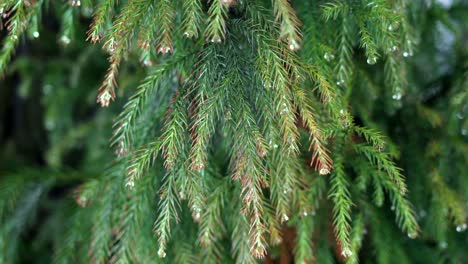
[
  {"xmin": 294, "ymin": 215, "xmax": 314, "ymax": 264},
  {"xmin": 97, "ymin": 0, "xmax": 150, "ymax": 107},
  {"xmin": 353, "ymin": 126, "xmax": 387, "ymax": 151},
  {"xmin": 226, "ymin": 66, "xmax": 269, "ymax": 258},
  {"xmin": 384, "ymin": 54, "xmax": 406, "ymax": 99},
  {"xmin": 231, "ymin": 213, "xmax": 258, "ymax": 264},
  {"xmin": 345, "ymin": 214, "xmax": 365, "ymax": 264},
  {"xmin": 205, "ymin": 0, "xmax": 229, "ymax": 43},
  {"xmin": 198, "ymin": 180, "xmax": 227, "ymax": 262},
  {"xmin": 87, "ymin": 0, "xmax": 117, "ymax": 42},
  {"xmin": 0, "ymin": 0, "xmax": 40, "ymax": 77},
  {"xmin": 112, "ymin": 54, "xmax": 189, "ymax": 156},
  {"xmin": 273, "ymin": 0, "xmax": 302, "ymax": 51},
  {"xmin": 88, "ymin": 178, "xmax": 119, "ymax": 263},
  {"xmin": 160, "ymin": 88, "xmax": 190, "ymax": 170},
  {"xmin": 307, "ymin": 65, "xmax": 337, "ymax": 104},
  {"xmin": 155, "ymin": 0, "xmax": 175, "ymax": 54},
  {"xmin": 321, "ymin": 1, "xmax": 349, "ymax": 21},
  {"xmin": 432, "ymin": 172, "xmax": 466, "ymax": 227},
  {"xmin": 248, "ymin": 3, "xmax": 301, "ymax": 154},
  {"xmin": 292, "ymin": 86, "xmax": 333, "ymax": 174},
  {"xmin": 375, "ymin": 168, "xmax": 419, "ymax": 237},
  {"xmin": 182, "ymin": 0, "xmax": 203, "ymax": 39},
  {"xmin": 189, "ymin": 49, "xmax": 225, "ymax": 171},
  {"xmin": 354, "ymin": 144, "xmax": 407, "ymax": 194},
  {"xmin": 125, "ymin": 140, "xmax": 161, "ymax": 188},
  {"xmin": 336, "ymin": 15, "xmax": 353, "ymax": 85},
  {"xmin": 154, "ymin": 169, "xmax": 181, "ymax": 259},
  {"xmin": 269, "ymin": 152, "xmax": 297, "ymax": 223},
  {"xmin": 328, "ymin": 155, "xmax": 353, "ymax": 259}
]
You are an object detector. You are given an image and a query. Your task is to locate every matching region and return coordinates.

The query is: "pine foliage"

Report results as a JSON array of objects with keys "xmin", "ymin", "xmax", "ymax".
[{"xmin": 0, "ymin": 0, "xmax": 467, "ymax": 263}]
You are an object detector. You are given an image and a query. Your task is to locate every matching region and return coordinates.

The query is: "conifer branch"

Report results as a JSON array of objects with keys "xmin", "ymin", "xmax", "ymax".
[
  {"xmin": 0, "ymin": 0, "xmax": 41, "ymax": 77},
  {"xmin": 182, "ymin": 0, "xmax": 203, "ymax": 39},
  {"xmin": 354, "ymin": 144, "xmax": 407, "ymax": 194},
  {"xmin": 273, "ymin": 0, "xmax": 302, "ymax": 51},
  {"xmin": 294, "ymin": 215, "xmax": 314, "ymax": 264},
  {"xmin": 154, "ymin": 169, "xmax": 181, "ymax": 259},
  {"xmin": 205, "ymin": 0, "xmax": 229, "ymax": 43},
  {"xmin": 328, "ymin": 154, "xmax": 353, "ymax": 259}
]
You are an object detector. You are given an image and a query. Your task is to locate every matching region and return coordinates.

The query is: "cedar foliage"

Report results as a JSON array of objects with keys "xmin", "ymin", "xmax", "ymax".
[{"xmin": 0, "ymin": 0, "xmax": 467, "ymax": 263}]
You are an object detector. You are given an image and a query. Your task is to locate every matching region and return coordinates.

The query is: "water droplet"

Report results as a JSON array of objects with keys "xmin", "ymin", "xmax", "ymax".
[
  {"xmin": 319, "ymin": 166, "xmax": 330, "ymax": 175},
  {"xmin": 439, "ymin": 241, "xmax": 448, "ymax": 249},
  {"xmin": 392, "ymin": 93, "xmax": 402, "ymax": 100},
  {"xmin": 280, "ymin": 103, "xmax": 289, "ymax": 115},
  {"xmin": 289, "ymin": 39, "xmax": 300, "ymax": 51},
  {"xmin": 339, "ymin": 109, "xmax": 345, "ymax": 115},
  {"xmin": 282, "ymin": 214, "xmax": 289, "ymax": 222},
  {"xmin": 403, "ymin": 51, "xmax": 410, "ymax": 57},
  {"xmin": 324, "ymin": 52, "xmax": 335, "ymax": 62},
  {"xmin": 125, "ymin": 180, "xmax": 135, "ymax": 189},
  {"xmin": 367, "ymin": 57, "xmax": 377, "ymax": 65},
  {"xmin": 456, "ymin": 223, "xmax": 467, "ymax": 232},
  {"xmin": 392, "ymin": 45, "xmax": 398, "ymax": 52},
  {"xmin": 341, "ymin": 247, "xmax": 353, "ymax": 258},
  {"xmin": 211, "ymin": 36, "xmax": 222, "ymax": 43},
  {"xmin": 11, "ymin": 35, "xmax": 18, "ymax": 40},
  {"xmin": 179, "ymin": 191, "xmax": 186, "ymax": 200},
  {"xmin": 194, "ymin": 212, "xmax": 201, "ymax": 221},
  {"xmin": 70, "ymin": 0, "xmax": 81, "ymax": 7},
  {"xmin": 302, "ymin": 210, "xmax": 308, "ymax": 217},
  {"xmin": 336, "ymin": 80, "xmax": 345, "ymax": 86},
  {"xmin": 419, "ymin": 210, "xmax": 427, "ymax": 218},
  {"xmin": 157, "ymin": 248, "xmax": 166, "ymax": 258},
  {"xmin": 183, "ymin": 32, "xmax": 191, "ymax": 38},
  {"xmin": 143, "ymin": 59, "xmax": 152, "ymax": 67},
  {"xmin": 391, "ymin": 205, "xmax": 395, "ymax": 211},
  {"xmin": 407, "ymin": 232, "xmax": 417, "ymax": 239},
  {"xmin": 33, "ymin": 32, "xmax": 40, "ymax": 38},
  {"xmin": 388, "ymin": 25, "xmax": 394, "ymax": 31},
  {"xmin": 60, "ymin": 35, "xmax": 71, "ymax": 45},
  {"xmin": 273, "ymin": 144, "xmax": 278, "ymax": 149}
]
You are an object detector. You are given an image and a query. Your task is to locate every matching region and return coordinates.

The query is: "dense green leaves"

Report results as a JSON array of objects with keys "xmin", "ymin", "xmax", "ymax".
[{"xmin": 0, "ymin": 0, "xmax": 467, "ymax": 263}]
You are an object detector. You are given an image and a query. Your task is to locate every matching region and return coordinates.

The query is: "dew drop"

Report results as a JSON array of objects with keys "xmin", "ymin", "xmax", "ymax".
[
  {"xmin": 125, "ymin": 180, "xmax": 135, "ymax": 190},
  {"xmin": 407, "ymin": 232, "xmax": 417, "ymax": 239},
  {"xmin": 33, "ymin": 31, "xmax": 40, "ymax": 38},
  {"xmin": 179, "ymin": 191, "xmax": 186, "ymax": 200},
  {"xmin": 143, "ymin": 59, "xmax": 152, "ymax": 67},
  {"xmin": 319, "ymin": 166, "xmax": 330, "ymax": 175},
  {"xmin": 391, "ymin": 205, "xmax": 395, "ymax": 211},
  {"xmin": 456, "ymin": 223, "xmax": 467, "ymax": 232},
  {"xmin": 341, "ymin": 247, "xmax": 353, "ymax": 258},
  {"xmin": 439, "ymin": 241, "xmax": 448, "ymax": 249},
  {"xmin": 388, "ymin": 25, "xmax": 394, "ymax": 31},
  {"xmin": 302, "ymin": 210, "xmax": 308, "ymax": 217},
  {"xmin": 403, "ymin": 51, "xmax": 410, "ymax": 57},
  {"xmin": 60, "ymin": 35, "xmax": 71, "ymax": 45},
  {"xmin": 289, "ymin": 39, "xmax": 300, "ymax": 51},
  {"xmin": 367, "ymin": 57, "xmax": 377, "ymax": 65},
  {"xmin": 157, "ymin": 248, "xmax": 166, "ymax": 258},
  {"xmin": 392, "ymin": 93, "xmax": 402, "ymax": 101},
  {"xmin": 324, "ymin": 52, "xmax": 335, "ymax": 62},
  {"xmin": 282, "ymin": 214, "xmax": 289, "ymax": 222}
]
